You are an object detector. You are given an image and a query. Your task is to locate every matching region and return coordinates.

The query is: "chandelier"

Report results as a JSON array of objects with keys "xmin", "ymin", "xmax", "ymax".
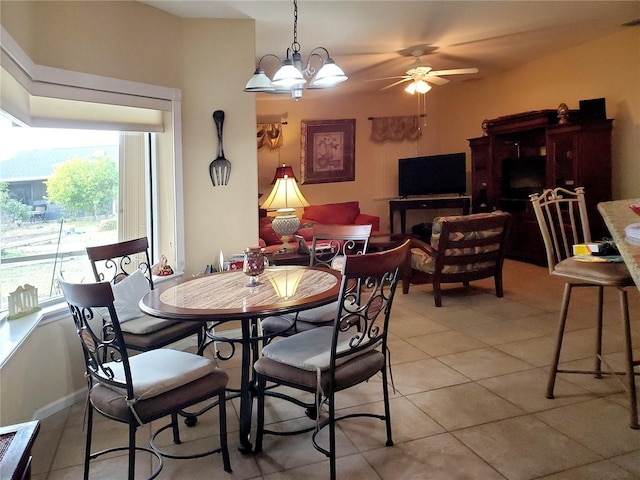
[{"xmin": 243, "ymin": 0, "xmax": 348, "ymax": 100}]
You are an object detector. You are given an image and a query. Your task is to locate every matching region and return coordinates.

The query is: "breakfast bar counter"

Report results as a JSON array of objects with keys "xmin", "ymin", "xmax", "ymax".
[{"xmin": 598, "ymin": 198, "xmax": 640, "ymax": 291}]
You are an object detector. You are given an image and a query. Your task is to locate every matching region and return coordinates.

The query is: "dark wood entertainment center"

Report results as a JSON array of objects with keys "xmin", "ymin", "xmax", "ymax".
[{"xmin": 469, "ymin": 106, "xmax": 612, "ymax": 265}]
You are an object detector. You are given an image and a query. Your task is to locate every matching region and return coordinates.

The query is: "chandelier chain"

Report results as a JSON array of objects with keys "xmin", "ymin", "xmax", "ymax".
[{"xmin": 291, "ymin": 0, "xmax": 300, "ymax": 53}]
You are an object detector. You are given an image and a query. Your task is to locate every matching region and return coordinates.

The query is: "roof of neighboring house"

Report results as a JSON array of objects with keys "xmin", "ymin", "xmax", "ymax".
[{"xmin": 0, "ymin": 145, "xmax": 118, "ymax": 182}]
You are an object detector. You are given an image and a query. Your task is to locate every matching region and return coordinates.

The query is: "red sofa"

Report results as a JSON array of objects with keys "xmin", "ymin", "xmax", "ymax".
[{"xmin": 259, "ymin": 201, "xmax": 380, "ymax": 253}]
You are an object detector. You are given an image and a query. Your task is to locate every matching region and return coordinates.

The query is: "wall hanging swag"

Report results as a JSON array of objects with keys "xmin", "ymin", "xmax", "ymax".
[
  {"xmin": 257, "ymin": 123, "xmax": 284, "ymax": 150},
  {"xmin": 369, "ymin": 115, "xmax": 423, "ymax": 143},
  {"xmin": 209, "ymin": 110, "xmax": 231, "ymax": 186}
]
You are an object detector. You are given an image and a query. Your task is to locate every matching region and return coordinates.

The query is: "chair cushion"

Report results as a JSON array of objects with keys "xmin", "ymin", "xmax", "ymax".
[
  {"xmin": 410, "ymin": 247, "xmax": 496, "ymax": 274},
  {"xmin": 90, "ymin": 369, "xmax": 228, "ymax": 425},
  {"xmin": 255, "ymin": 350, "xmax": 384, "ymax": 392},
  {"xmin": 553, "ymin": 257, "xmax": 633, "ymax": 286},
  {"xmin": 261, "ymin": 326, "xmax": 376, "ymax": 372},
  {"xmin": 118, "ymin": 313, "xmax": 177, "ymax": 334},
  {"xmin": 102, "ymin": 348, "xmax": 217, "ymax": 400}
]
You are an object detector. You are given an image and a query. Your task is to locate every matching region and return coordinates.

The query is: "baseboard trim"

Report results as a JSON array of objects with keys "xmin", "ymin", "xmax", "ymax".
[{"xmin": 32, "ymin": 388, "xmax": 87, "ymax": 421}]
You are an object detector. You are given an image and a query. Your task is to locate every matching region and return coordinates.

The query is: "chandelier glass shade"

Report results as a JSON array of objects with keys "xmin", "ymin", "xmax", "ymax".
[{"xmin": 244, "ymin": 0, "xmax": 347, "ymax": 100}]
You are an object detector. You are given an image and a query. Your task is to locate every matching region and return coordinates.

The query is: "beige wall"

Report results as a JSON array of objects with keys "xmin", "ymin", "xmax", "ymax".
[
  {"xmin": 257, "ymin": 28, "xmax": 640, "ymax": 231},
  {"xmin": 0, "ymin": 318, "xmax": 85, "ymax": 425}
]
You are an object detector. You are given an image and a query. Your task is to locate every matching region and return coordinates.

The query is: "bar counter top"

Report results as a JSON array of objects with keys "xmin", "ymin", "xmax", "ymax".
[{"xmin": 598, "ymin": 198, "xmax": 640, "ymax": 291}]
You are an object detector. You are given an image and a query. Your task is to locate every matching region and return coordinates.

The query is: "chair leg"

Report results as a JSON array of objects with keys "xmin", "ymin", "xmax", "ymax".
[
  {"xmin": 254, "ymin": 376, "xmax": 266, "ymax": 454},
  {"xmin": 128, "ymin": 423, "xmax": 136, "ymax": 480},
  {"xmin": 218, "ymin": 390, "xmax": 232, "ymax": 472},
  {"xmin": 433, "ymin": 280, "xmax": 443, "ymax": 307},
  {"xmin": 171, "ymin": 412, "xmax": 181, "ymax": 444},
  {"xmin": 618, "ymin": 288, "xmax": 639, "ymax": 429},
  {"xmin": 401, "ymin": 276, "xmax": 410, "ymax": 294},
  {"xmin": 84, "ymin": 405, "xmax": 94, "ymax": 480},
  {"xmin": 495, "ymin": 270, "xmax": 504, "ymax": 298},
  {"xmin": 547, "ymin": 283, "xmax": 572, "ymax": 399},
  {"xmin": 328, "ymin": 392, "xmax": 337, "ymax": 480},
  {"xmin": 381, "ymin": 365, "xmax": 393, "ymax": 447},
  {"xmin": 594, "ymin": 286, "xmax": 604, "ymax": 378}
]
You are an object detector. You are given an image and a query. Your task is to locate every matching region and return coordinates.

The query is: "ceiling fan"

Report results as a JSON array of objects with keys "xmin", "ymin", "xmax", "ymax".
[{"xmin": 371, "ymin": 46, "xmax": 479, "ymax": 94}]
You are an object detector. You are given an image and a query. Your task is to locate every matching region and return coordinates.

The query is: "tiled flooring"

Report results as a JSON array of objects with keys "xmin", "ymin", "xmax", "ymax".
[{"xmin": 32, "ymin": 260, "xmax": 640, "ymax": 479}]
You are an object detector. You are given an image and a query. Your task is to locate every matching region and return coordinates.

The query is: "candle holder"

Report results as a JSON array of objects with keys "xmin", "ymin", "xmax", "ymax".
[{"xmin": 243, "ymin": 247, "xmax": 265, "ymax": 287}]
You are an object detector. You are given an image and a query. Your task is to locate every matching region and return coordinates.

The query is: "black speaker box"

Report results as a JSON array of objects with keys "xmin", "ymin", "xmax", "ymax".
[{"xmin": 579, "ymin": 98, "xmax": 606, "ymax": 121}]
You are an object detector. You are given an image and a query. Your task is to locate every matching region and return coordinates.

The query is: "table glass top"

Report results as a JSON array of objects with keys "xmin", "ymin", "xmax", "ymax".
[{"xmin": 157, "ymin": 267, "xmax": 339, "ymax": 312}]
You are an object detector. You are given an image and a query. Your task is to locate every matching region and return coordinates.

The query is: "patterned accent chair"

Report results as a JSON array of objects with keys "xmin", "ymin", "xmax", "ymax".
[{"xmin": 402, "ymin": 211, "xmax": 511, "ymax": 306}]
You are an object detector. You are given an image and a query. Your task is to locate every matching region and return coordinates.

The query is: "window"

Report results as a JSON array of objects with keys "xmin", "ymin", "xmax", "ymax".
[
  {"xmin": 0, "ymin": 27, "xmax": 184, "ymax": 314},
  {"xmin": 0, "ymin": 120, "xmax": 151, "ymax": 311}
]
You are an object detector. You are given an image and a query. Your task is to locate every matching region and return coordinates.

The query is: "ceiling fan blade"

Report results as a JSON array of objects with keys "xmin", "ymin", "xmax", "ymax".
[
  {"xmin": 428, "ymin": 68, "xmax": 479, "ymax": 76},
  {"xmin": 423, "ymin": 76, "xmax": 449, "ymax": 86},
  {"xmin": 365, "ymin": 75, "xmax": 410, "ymax": 82},
  {"xmin": 380, "ymin": 78, "xmax": 413, "ymax": 91}
]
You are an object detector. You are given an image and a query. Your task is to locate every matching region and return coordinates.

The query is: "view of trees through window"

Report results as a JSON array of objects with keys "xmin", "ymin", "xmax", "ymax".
[{"xmin": 0, "ymin": 117, "xmax": 120, "ymax": 312}]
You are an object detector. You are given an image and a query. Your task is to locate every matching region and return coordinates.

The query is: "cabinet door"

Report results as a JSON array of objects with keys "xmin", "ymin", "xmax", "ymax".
[
  {"xmin": 548, "ymin": 131, "xmax": 578, "ymax": 189},
  {"xmin": 469, "ymin": 137, "xmax": 491, "ymax": 212}
]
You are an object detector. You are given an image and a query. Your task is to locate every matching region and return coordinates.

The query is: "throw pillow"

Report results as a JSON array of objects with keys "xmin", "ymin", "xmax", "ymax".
[
  {"xmin": 97, "ymin": 269, "xmax": 150, "ymax": 323},
  {"xmin": 259, "ymin": 216, "xmax": 290, "ymax": 246}
]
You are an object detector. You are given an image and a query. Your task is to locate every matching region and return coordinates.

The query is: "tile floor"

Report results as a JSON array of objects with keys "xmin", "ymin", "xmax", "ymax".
[{"xmin": 31, "ymin": 259, "xmax": 640, "ymax": 479}]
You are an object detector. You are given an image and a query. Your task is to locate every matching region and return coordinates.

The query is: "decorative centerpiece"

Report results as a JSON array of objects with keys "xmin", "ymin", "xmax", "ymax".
[{"xmin": 243, "ymin": 247, "xmax": 265, "ymax": 287}]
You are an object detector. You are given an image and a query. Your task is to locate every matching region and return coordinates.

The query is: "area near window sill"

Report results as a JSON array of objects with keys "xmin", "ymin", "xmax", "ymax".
[{"xmin": 0, "ymin": 303, "xmax": 68, "ymax": 369}]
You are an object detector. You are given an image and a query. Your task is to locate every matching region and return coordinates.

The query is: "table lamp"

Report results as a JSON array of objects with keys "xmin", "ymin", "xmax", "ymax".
[{"xmin": 261, "ymin": 164, "xmax": 309, "ymax": 252}]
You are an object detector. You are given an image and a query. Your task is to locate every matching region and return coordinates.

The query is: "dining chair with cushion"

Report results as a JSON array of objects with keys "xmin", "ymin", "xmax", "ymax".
[
  {"xmin": 260, "ymin": 223, "xmax": 373, "ymax": 337},
  {"xmin": 86, "ymin": 237, "xmax": 204, "ymax": 352},
  {"xmin": 402, "ymin": 211, "xmax": 511, "ymax": 306},
  {"xmin": 253, "ymin": 240, "xmax": 410, "ymax": 480},
  {"xmin": 530, "ymin": 187, "xmax": 638, "ymax": 429},
  {"xmin": 59, "ymin": 279, "xmax": 231, "ymax": 480}
]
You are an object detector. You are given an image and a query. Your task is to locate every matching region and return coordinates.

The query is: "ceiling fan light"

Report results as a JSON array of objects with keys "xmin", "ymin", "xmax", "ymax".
[
  {"xmin": 272, "ymin": 59, "xmax": 306, "ymax": 87},
  {"xmin": 309, "ymin": 60, "xmax": 348, "ymax": 87},
  {"xmin": 416, "ymin": 80, "xmax": 431, "ymax": 94},
  {"xmin": 244, "ymin": 68, "xmax": 275, "ymax": 92},
  {"xmin": 404, "ymin": 82, "xmax": 417, "ymax": 95}
]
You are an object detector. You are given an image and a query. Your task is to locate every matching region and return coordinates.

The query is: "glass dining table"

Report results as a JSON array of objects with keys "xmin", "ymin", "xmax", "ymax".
[{"xmin": 139, "ymin": 266, "xmax": 342, "ymax": 453}]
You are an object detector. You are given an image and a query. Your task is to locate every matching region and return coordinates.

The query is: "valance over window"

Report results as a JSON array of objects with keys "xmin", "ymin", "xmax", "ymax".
[
  {"xmin": 370, "ymin": 115, "xmax": 422, "ymax": 143},
  {"xmin": 257, "ymin": 123, "xmax": 284, "ymax": 150}
]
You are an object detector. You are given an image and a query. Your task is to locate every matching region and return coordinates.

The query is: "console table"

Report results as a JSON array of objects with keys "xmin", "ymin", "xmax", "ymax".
[{"xmin": 389, "ymin": 196, "xmax": 471, "ymax": 234}]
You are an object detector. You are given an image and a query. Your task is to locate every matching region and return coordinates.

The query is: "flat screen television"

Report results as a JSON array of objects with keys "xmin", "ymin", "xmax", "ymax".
[{"xmin": 398, "ymin": 153, "xmax": 466, "ymax": 197}]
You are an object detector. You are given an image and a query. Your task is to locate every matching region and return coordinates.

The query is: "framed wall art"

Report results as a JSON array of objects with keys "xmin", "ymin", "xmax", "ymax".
[{"xmin": 300, "ymin": 119, "xmax": 355, "ymax": 184}]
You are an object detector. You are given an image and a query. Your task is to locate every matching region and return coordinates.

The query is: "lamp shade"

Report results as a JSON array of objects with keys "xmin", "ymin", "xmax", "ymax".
[
  {"xmin": 270, "ymin": 164, "xmax": 298, "ymax": 184},
  {"xmin": 309, "ymin": 60, "xmax": 348, "ymax": 88},
  {"xmin": 244, "ymin": 68, "xmax": 275, "ymax": 92},
  {"xmin": 261, "ymin": 175, "xmax": 309, "ymax": 211},
  {"xmin": 272, "ymin": 60, "xmax": 306, "ymax": 88}
]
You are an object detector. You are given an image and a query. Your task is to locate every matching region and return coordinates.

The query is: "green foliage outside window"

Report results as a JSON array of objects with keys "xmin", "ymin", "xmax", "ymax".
[
  {"xmin": 45, "ymin": 156, "xmax": 118, "ymax": 218},
  {"xmin": 0, "ymin": 182, "xmax": 31, "ymax": 224}
]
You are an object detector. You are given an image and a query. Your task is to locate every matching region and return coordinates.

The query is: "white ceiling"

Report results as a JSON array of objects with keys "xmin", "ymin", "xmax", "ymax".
[{"xmin": 140, "ymin": 1, "xmax": 639, "ymax": 95}]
